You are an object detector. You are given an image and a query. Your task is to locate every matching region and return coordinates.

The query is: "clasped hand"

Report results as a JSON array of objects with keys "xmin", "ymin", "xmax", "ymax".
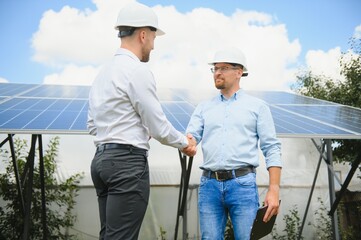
[{"xmin": 181, "ymin": 133, "xmax": 197, "ymax": 156}]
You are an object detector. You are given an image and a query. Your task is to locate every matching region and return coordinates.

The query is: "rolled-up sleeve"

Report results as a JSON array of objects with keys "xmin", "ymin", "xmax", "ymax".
[{"xmin": 257, "ymin": 104, "xmax": 282, "ymax": 169}]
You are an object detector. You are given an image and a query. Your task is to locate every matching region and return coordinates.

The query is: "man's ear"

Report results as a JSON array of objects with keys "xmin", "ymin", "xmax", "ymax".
[
  {"xmin": 237, "ymin": 68, "xmax": 244, "ymax": 78},
  {"xmin": 138, "ymin": 29, "xmax": 147, "ymax": 43}
]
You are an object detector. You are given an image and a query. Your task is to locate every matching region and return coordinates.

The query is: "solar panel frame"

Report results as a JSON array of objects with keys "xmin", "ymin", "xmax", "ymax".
[{"xmin": 1, "ymin": 83, "xmax": 361, "ymax": 139}]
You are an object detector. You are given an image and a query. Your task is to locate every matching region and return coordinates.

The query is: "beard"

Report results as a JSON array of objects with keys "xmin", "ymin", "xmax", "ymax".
[
  {"xmin": 140, "ymin": 47, "xmax": 151, "ymax": 62},
  {"xmin": 215, "ymin": 79, "xmax": 225, "ymax": 89}
]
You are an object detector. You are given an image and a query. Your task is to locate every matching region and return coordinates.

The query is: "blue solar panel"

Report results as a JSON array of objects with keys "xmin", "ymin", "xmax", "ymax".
[
  {"xmin": 0, "ymin": 83, "xmax": 38, "ymax": 97},
  {"xmin": 279, "ymin": 105, "xmax": 361, "ymax": 134},
  {"xmin": 270, "ymin": 106, "xmax": 354, "ymax": 137},
  {"xmin": 247, "ymin": 91, "xmax": 337, "ymax": 105},
  {"xmin": 1, "ymin": 83, "xmax": 361, "ymax": 139},
  {"xmin": 22, "ymin": 85, "xmax": 90, "ymax": 98}
]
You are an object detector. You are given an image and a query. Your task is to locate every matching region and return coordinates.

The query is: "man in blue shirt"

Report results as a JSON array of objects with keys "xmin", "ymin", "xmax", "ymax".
[{"xmin": 186, "ymin": 47, "xmax": 282, "ymax": 239}]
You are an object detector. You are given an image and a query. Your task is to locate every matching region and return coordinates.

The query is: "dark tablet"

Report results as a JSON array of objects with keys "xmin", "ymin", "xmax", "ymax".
[{"xmin": 250, "ymin": 203, "xmax": 280, "ymax": 240}]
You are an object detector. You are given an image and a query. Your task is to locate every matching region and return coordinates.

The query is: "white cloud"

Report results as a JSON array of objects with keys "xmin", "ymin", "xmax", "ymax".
[
  {"xmin": 43, "ymin": 64, "xmax": 100, "ymax": 85},
  {"xmin": 354, "ymin": 24, "xmax": 361, "ymax": 39},
  {"xmin": 31, "ymin": 0, "xmax": 130, "ymax": 67},
  {"xmin": 305, "ymin": 47, "xmax": 343, "ymax": 80},
  {"xmin": 150, "ymin": 6, "xmax": 301, "ymax": 90},
  {"xmin": 0, "ymin": 77, "xmax": 9, "ymax": 83},
  {"xmin": 32, "ymin": 0, "xmax": 301, "ymax": 90}
]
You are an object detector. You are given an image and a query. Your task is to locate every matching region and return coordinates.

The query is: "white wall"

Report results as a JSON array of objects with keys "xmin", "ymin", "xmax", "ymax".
[{"xmin": 1, "ymin": 134, "xmax": 360, "ymax": 239}]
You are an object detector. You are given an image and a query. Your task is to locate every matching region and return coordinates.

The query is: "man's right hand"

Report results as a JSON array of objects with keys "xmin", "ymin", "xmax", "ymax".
[{"xmin": 181, "ymin": 133, "xmax": 197, "ymax": 156}]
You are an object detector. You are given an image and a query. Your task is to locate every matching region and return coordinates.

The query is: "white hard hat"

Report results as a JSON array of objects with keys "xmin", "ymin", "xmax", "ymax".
[
  {"xmin": 209, "ymin": 47, "xmax": 248, "ymax": 72},
  {"xmin": 115, "ymin": 1, "xmax": 165, "ymax": 36}
]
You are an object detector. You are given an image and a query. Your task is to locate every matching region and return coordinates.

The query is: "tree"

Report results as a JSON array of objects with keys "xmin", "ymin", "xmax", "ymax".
[
  {"xmin": 292, "ymin": 37, "xmax": 361, "ymax": 239},
  {"xmin": 292, "ymin": 37, "xmax": 361, "ymax": 165},
  {"xmin": 0, "ymin": 136, "xmax": 83, "ymax": 239}
]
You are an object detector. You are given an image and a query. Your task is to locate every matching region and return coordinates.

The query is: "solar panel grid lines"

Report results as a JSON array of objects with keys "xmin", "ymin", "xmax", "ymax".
[
  {"xmin": 246, "ymin": 90, "xmax": 338, "ymax": 106},
  {"xmin": 1, "ymin": 83, "xmax": 361, "ymax": 139},
  {"xmin": 68, "ymin": 100, "xmax": 88, "ymax": 130},
  {"xmin": 279, "ymin": 105, "xmax": 361, "ymax": 135},
  {"xmin": 0, "ymin": 83, "xmax": 39, "ymax": 97},
  {"xmin": 270, "ymin": 105, "xmax": 355, "ymax": 138},
  {"xmin": 12, "ymin": 100, "xmax": 59, "ymax": 129},
  {"xmin": 161, "ymin": 101, "xmax": 194, "ymax": 132},
  {"xmin": 22, "ymin": 85, "xmax": 91, "ymax": 99}
]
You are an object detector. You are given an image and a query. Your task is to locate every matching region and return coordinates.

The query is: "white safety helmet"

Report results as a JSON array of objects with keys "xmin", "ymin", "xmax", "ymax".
[
  {"xmin": 114, "ymin": 1, "xmax": 165, "ymax": 36},
  {"xmin": 209, "ymin": 47, "xmax": 248, "ymax": 76}
]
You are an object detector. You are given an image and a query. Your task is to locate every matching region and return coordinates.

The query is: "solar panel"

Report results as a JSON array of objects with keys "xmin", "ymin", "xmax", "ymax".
[
  {"xmin": 246, "ymin": 90, "xmax": 338, "ymax": 105},
  {"xmin": 1, "ymin": 83, "xmax": 361, "ymax": 139}
]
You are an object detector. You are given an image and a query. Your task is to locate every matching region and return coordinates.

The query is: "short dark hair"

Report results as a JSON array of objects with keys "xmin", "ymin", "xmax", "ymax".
[
  {"xmin": 118, "ymin": 26, "xmax": 136, "ymax": 38},
  {"xmin": 118, "ymin": 26, "xmax": 157, "ymax": 38}
]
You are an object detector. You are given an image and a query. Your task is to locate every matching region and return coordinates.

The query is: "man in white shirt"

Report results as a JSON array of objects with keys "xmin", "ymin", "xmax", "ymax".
[{"xmin": 87, "ymin": 2, "xmax": 196, "ymax": 239}]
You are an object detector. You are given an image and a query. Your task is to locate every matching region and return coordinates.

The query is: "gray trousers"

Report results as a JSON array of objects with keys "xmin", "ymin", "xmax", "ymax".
[{"xmin": 91, "ymin": 146, "xmax": 149, "ymax": 240}]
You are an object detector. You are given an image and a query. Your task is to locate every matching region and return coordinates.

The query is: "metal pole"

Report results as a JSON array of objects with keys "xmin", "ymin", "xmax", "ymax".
[
  {"xmin": 325, "ymin": 139, "xmax": 340, "ymax": 240},
  {"xmin": 38, "ymin": 135, "xmax": 48, "ymax": 240},
  {"xmin": 298, "ymin": 141, "xmax": 325, "ymax": 240},
  {"xmin": 22, "ymin": 135, "xmax": 37, "ymax": 240},
  {"xmin": 8, "ymin": 134, "xmax": 25, "ymax": 215},
  {"xmin": 329, "ymin": 151, "xmax": 361, "ymax": 215},
  {"xmin": 174, "ymin": 151, "xmax": 193, "ymax": 240}
]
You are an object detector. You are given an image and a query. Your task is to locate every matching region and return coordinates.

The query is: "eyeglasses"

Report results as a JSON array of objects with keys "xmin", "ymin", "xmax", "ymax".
[{"xmin": 210, "ymin": 66, "xmax": 241, "ymax": 73}]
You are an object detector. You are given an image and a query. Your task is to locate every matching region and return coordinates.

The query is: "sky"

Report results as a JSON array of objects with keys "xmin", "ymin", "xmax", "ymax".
[{"xmin": 0, "ymin": 0, "xmax": 361, "ymax": 91}]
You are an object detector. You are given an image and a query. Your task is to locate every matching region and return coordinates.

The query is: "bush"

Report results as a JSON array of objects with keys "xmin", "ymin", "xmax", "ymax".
[{"xmin": 0, "ymin": 136, "xmax": 83, "ymax": 239}]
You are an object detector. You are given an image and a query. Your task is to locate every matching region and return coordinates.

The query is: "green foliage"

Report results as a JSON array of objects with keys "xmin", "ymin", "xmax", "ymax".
[
  {"xmin": 0, "ymin": 136, "xmax": 83, "ymax": 239},
  {"xmin": 158, "ymin": 226, "xmax": 167, "ymax": 240},
  {"xmin": 313, "ymin": 198, "xmax": 332, "ymax": 239},
  {"xmin": 337, "ymin": 199, "xmax": 361, "ymax": 239},
  {"xmin": 292, "ymin": 37, "xmax": 361, "ymax": 166},
  {"xmin": 271, "ymin": 205, "xmax": 303, "ymax": 240},
  {"xmin": 224, "ymin": 216, "xmax": 235, "ymax": 240}
]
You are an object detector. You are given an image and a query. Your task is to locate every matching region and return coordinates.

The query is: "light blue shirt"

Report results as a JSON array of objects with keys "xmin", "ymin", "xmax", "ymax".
[{"xmin": 186, "ymin": 89, "xmax": 281, "ymax": 171}]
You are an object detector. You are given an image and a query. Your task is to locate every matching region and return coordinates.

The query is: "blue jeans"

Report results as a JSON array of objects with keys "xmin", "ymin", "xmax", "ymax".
[{"xmin": 198, "ymin": 172, "xmax": 259, "ymax": 240}]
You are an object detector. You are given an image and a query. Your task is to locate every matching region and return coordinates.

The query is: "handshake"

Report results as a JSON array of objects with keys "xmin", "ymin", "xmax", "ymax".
[{"xmin": 181, "ymin": 133, "xmax": 197, "ymax": 157}]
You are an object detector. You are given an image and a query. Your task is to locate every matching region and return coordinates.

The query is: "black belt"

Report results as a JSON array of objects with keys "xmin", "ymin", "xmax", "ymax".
[
  {"xmin": 203, "ymin": 166, "xmax": 255, "ymax": 181},
  {"xmin": 96, "ymin": 143, "xmax": 148, "ymax": 156}
]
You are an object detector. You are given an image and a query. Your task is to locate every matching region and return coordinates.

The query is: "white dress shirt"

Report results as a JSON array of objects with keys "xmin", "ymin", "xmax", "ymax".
[{"xmin": 87, "ymin": 48, "xmax": 188, "ymax": 150}]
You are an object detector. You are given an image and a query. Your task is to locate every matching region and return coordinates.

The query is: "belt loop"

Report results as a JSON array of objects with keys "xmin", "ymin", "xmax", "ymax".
[
  {"xmin": 232, "ymin": 169, "xmax": 236, "ymax": 178},
  {"xmin": 97, "ymin": 144, "xmax": 105, "ymax": 154}
]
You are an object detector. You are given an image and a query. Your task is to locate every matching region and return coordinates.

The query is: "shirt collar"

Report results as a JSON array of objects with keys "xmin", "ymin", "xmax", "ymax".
[
  {"xmin": 115, "ymin": 48, "xmax": 140, "ymax": 62},
  {"xmin": 219, "ymin": 88, "xmax": 244, "ymax": 101}
]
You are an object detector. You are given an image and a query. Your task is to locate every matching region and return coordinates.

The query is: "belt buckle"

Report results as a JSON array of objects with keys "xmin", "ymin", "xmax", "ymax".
[
  {"xmin": 215, "ymin": 172, "xmax": 220, "ymax": 181},
  {"xmin": 215, "ymin": 171, "xmax": 227, "ymax": 181}
]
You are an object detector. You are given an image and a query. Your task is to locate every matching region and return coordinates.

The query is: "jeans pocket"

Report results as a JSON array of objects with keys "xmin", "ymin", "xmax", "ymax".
[
  {"xmin": 235, "ymin": 172, "xmax": 256, "ymax": 187},
  {"xmin": 199, "ymin": 176, "xmax": 209, "ymax": 187}
]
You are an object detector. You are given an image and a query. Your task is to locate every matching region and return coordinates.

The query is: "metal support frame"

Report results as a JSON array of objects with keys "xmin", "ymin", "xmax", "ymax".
[
  {"xmin": 298, "ymin": 141, "xmax": 326, "ymax": 239},
  {"xmin": 329, "ymin": 150, "xmax": 361, "ymax": 216},
  {"xmin": 0, "ymin": 134, "xmax": 48, "ymax": 240},
  {"xmin": 298, "ymin": 138, "xmax": 361, "ymax": 240},
  {"xmin": 325, "ymin": 139, "xmax": 340, "ymax": 240},
  {"xmin": 174, "ymin": 150, "xmax": 193, "ymax": 240}
]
